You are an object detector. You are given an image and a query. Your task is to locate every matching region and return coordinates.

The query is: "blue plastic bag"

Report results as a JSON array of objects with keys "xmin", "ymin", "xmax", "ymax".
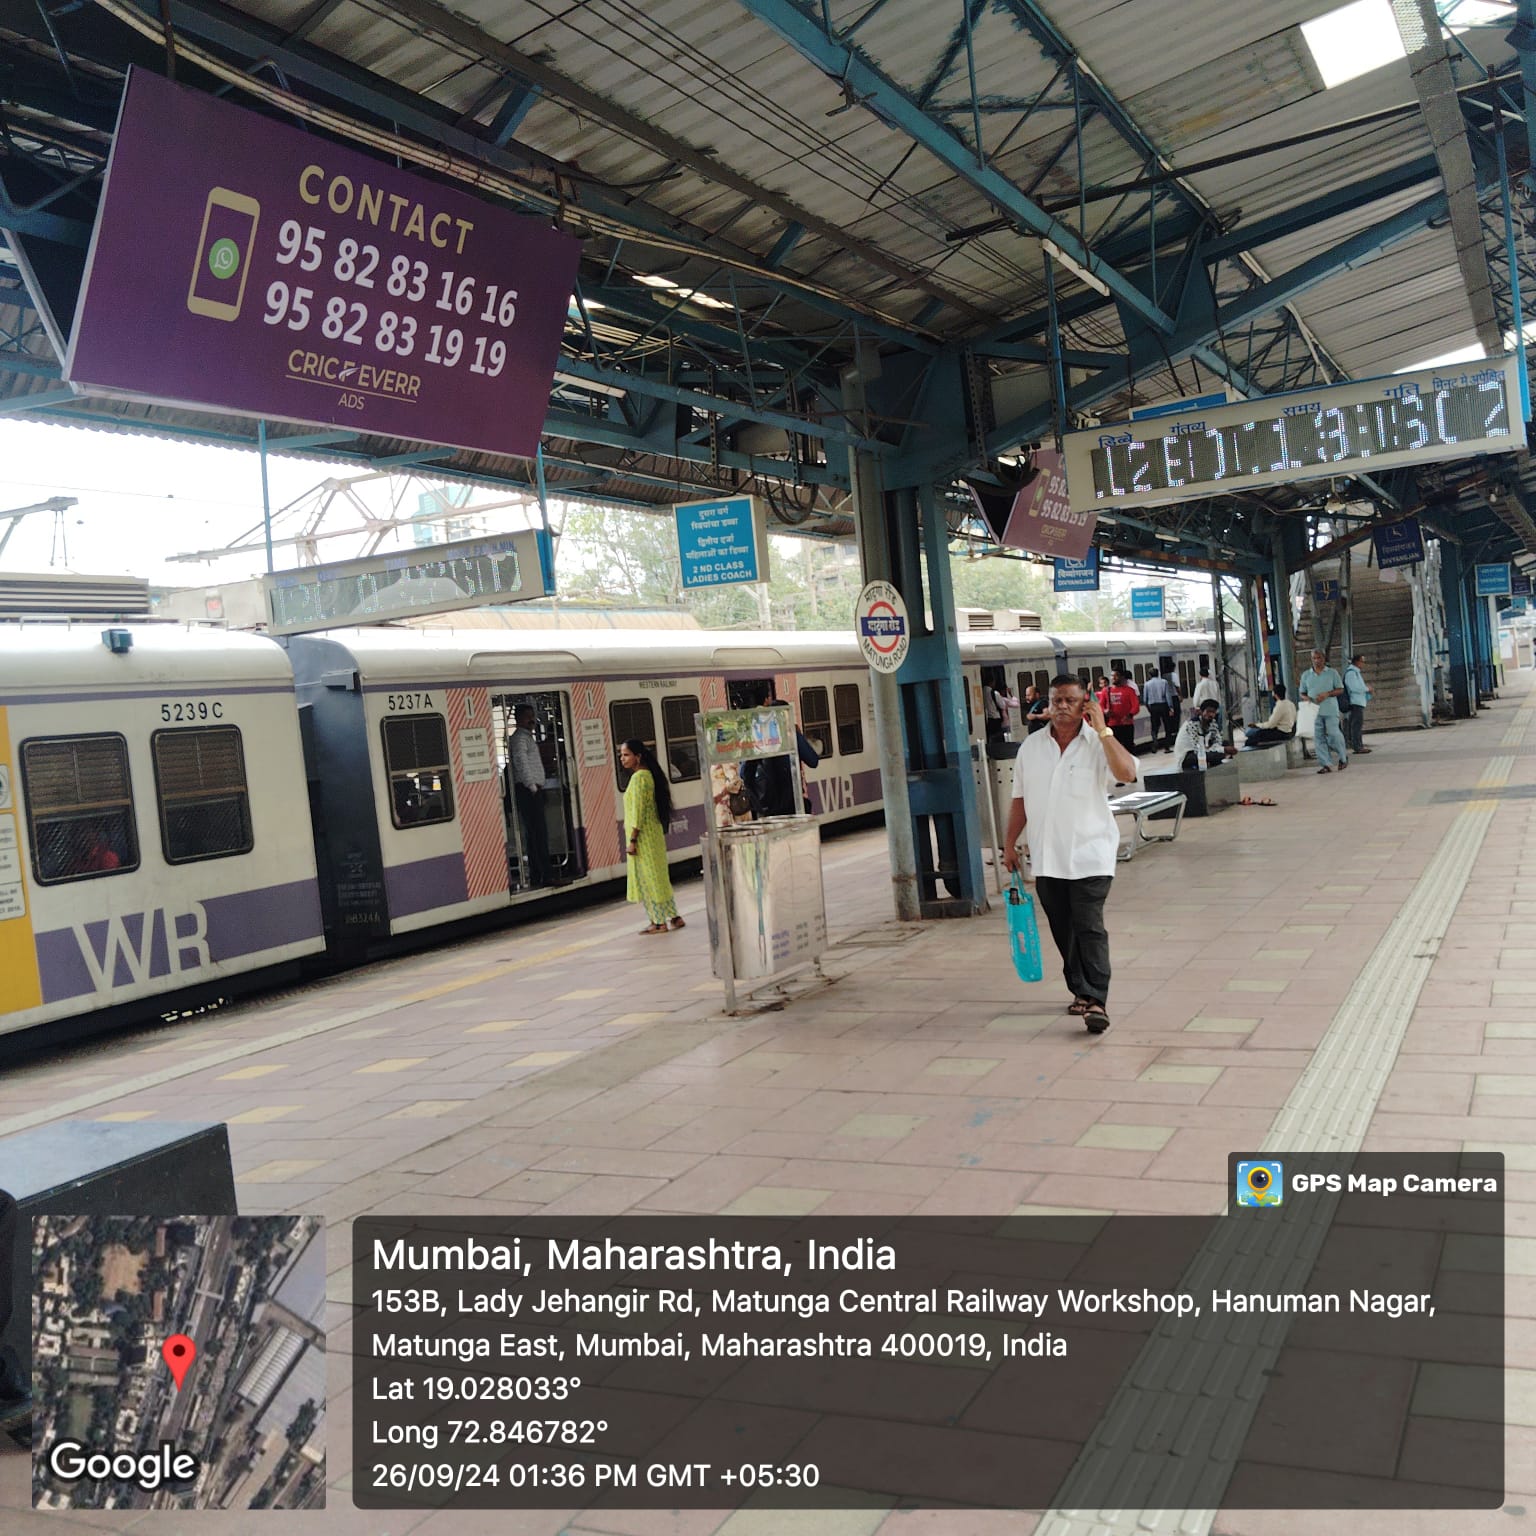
[{"xmin": 1006, "ymin": 872, "xmax": 1043, "ymax": 983}]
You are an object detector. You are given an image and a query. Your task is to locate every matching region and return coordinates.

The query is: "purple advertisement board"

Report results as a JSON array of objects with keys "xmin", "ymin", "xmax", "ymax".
[{"xmin": 65, "ymin": 70, "xmax": 581, "ymax": 457}]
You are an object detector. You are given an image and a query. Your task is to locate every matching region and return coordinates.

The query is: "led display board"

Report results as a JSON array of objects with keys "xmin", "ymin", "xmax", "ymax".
[
  {"xmin": 262, "ymin": 528, "xmax": 552, "ymax": 635},
  {"xmin": 1063, "ymin": 357, "xmax": 1522, "ymax": 514},
  {"xmin": 66, "ymin": 70, "xmax": 580, "ymax": 457}
]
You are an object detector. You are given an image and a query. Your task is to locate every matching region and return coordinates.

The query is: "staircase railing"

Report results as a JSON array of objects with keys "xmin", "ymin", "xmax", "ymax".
[{"xmin": 1407, "ymin": 542, "xmax": 1445, "ymax": 726}]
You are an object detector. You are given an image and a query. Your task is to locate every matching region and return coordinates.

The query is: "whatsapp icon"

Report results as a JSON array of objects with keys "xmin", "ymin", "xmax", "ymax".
[{"xmin": 207, "ymin": 238, "xmax": 241, "ymax": 280}]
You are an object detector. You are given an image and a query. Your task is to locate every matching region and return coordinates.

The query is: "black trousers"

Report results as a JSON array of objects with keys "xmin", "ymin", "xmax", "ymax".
[
  {"xmin": 1147, "ymin": 703, "xmax": 1176, "ymax": 749},
  {"xmin": 1244, "ymin": 727, "xmax": 1291, "ymax": 749},
  {"xmin": 1111, "ymin": 723, "xmax": 1136, "ymax": 753},
  {"xmin": 1034, "ymin": 874, "xmax": 1113, "ymax": 1005},
  {"xmin": 1345, "ymin": 704, "xmax": 1366, "ymax": 752},
  {"xmin": 515, "ymin": 783, "xmax": 550, "ymax": 885}
]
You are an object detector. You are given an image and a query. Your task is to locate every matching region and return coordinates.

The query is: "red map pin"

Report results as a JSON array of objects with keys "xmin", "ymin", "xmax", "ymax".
[{"xmin": 161, "ymin": 1334, "xmax": 196, "ymax": 1390}]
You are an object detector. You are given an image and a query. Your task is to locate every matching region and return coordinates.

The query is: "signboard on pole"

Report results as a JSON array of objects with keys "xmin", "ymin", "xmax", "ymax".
[
  {"xmin": 674, "ymin": 495, "xmax": 768, "ymax": 589},
  {"xmin": 1313, "ymin": 579, "xmax": 1341, "ymax": 603},
  {"xmin": 1129, "ymin": 586, "xmax": 1165, "ymax": 621},
  {"xmin": 855, "ymin": 580, "xmax": 910, "ymax": 673},
  {"xmin": 65, "ymin": 70, "xmax": 580, "ymax": 457},
  {"xmin": 1371, "ymin": 517, "xmax": 1424, "ymax": 570},
  {"xmin": 997, "ymin": 448, "xmax": 1094, "ymax": 561},
  {"xmin": 261, "ymin": 527, "xmax": 552, "ymax": 635},
  {"xmin": 1053, "ymin": 550, "xmax": 1100, "ymax": 592},
  {"xmin": 1512, "ymin": 571, "xmax": 1532, "ymax": 597},
  {"xmin": 1475, "ymin": 562, "xmax": 1512, "ymax": 598}
]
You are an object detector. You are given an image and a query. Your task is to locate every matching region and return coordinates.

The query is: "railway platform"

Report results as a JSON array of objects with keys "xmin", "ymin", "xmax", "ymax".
[{"xmin": 4, "ymin": 674, "xmax": 1535, "ymax": 1535}]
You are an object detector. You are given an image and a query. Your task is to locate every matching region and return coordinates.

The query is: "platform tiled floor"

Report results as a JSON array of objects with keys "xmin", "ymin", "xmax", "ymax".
[{"xmin": 5, "ymin": 677, "xmax": 1536, "ymax": 1535}]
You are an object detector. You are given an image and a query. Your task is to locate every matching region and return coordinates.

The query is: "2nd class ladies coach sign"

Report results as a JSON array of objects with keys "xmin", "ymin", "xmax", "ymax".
[{"xmin": 64, "ymin": 70, "xmax": 581, "ymax": 458}]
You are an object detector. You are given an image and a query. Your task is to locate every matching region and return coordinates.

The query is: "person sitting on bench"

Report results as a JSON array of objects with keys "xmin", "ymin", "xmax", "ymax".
[
  {"xmin": 1242, "ymin": 684, "xmax": 1297, "ymax": 750},
  {"xmin": 1173, "ymin": 699, "xmax": 1234, "ymax": 770}
]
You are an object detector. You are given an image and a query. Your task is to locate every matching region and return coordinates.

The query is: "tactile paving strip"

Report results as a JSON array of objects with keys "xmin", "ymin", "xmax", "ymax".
[{"xmin": 1035, "ymin": 718, "xmax": 1530, "ymax": 1536}]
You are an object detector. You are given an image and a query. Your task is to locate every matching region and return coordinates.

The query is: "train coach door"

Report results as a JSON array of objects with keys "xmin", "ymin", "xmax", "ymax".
[{"xmin": 495, "ymin": 690, "xmax": 583, "ymax": 892}]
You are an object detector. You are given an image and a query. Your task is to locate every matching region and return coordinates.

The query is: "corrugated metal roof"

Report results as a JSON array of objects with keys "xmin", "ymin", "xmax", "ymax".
[{"xmin": 0, "ymin": 0, "xmax": 1516, "ymax": 501}]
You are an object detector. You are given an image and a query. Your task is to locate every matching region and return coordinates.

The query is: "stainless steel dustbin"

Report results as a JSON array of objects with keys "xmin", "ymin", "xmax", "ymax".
[{"xmin": 702, "ymin": 818, "xmax": 827, "ymax": 985}]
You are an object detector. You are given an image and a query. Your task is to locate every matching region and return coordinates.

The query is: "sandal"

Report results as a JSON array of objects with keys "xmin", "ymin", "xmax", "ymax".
[
  {"xmin": 1082, "ymin": 1003, "xmax": 1111, "ymax": 1035},
  {"xmin": 669, "ymin": 916, "xmax": 686, "ymax": 930},
  {"xmin": 1067, "ymin": 997, "xmax": 1093, "ymax": 1015},
  {"xmin": 639, "ymin": 923, "xmax": 668, "ymax": 935},
  {"xmin": 1316, "ymin": 767, "xmax": 1332, "ymax": 774}
]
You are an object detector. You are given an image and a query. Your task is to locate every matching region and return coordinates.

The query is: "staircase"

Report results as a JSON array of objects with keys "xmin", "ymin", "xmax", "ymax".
[{"xmin": 1294, "ymin": 546, "xmax": 1425, "ymax": 732}]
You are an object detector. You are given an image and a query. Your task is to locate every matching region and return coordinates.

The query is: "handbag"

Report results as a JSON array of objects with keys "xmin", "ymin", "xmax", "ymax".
[
  {"xmin": 1006, "ymin": 873, "xmax": 1044, "ymax": 984},
  {"xmin": 1295, "ymin": 698, "xmax": 1318, "ymax": 736}
]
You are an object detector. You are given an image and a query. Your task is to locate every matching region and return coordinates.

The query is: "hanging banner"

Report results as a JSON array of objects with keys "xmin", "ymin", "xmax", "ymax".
[
  {"xmin": 1512, "ymin": 571, "xmax": 1532, "ymax": 597},
  {"xmin": 1053, "ymin": 549, "xmax": 1100, "ymax": 592},
  {"xmin": 1129, "ymin": 586, "xmax": 1165, "ymax": 620},
  {"xmin": 998, "ymin": 448, "xmax": 1094, "ymax": 561},
  {"xmin": 1371, "ymin": 517, "xmax": 1424, "ymax": 570},
  {"xmin": 1313, "ymin": 578, "xmax": 1341, "ymax": 603},
  {"xmin": 65, "ymin": 70, "xmax": 581, "ymax": 457},
  {"xmin": 674, "ymin": 495, "xmax": 768, "ymax": 589}
]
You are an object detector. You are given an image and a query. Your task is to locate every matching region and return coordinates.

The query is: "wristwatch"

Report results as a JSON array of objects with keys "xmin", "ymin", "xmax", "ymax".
[{"xmin": 1097, "ymin": 726, "xmax": 1114, "ymax": 739}]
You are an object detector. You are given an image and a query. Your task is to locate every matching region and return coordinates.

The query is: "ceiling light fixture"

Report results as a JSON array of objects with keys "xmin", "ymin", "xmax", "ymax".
[{"xmin": 1041, "ymin": 238, "xmax": 1111, "ymax": 298}]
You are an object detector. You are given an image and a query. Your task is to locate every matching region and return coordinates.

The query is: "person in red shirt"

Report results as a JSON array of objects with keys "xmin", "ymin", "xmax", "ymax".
[{"xmin": 1101, "ymin": 668, "xmax": 1141, "ymax": 752}]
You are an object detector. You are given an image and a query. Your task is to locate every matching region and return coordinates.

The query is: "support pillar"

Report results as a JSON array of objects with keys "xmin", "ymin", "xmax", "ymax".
[
  {"xmin": 903, "ymin": 483, "xmax": 986, "ymax": 916},
  {"xmin": 1269, "ymin": 549, "xmax": 1296, "ymax": 698},
  {"xmin": 1439, "ymin": 541, "xmax": 1473, "ymax": 716},
  {"xmin": 843, "ymin": 359, "xmax": 920, "ymax": 922}
]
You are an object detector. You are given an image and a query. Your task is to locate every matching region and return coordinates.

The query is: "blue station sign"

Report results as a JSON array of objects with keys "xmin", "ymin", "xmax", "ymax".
[
  {"xmin": 1371, "ymin": 517, "xmax": 1424, "ymax": 570},
  {"xmin": 674, "ymin": 495, "xmax": 768, "ymax": 590},
  {"xmin": 1475, "ymin": 562, "xmax": 1512, "ymax": 598},
  {"xmin": 1053, "ymin": 550, "xmax": 1100, "ymax": 592},
  {"xmin": 1313, "ymin": 579, "xmax": 1341, "ymax": 603},
  {"xmin": 1129, "ymin": 586, "xmax": 1165, "ymax": 620}
]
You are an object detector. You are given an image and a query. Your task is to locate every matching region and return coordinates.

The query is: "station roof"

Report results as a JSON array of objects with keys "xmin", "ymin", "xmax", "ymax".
[{"xmin": 3, "ymin": 0, "xmax": 1536, "ymax": 568}]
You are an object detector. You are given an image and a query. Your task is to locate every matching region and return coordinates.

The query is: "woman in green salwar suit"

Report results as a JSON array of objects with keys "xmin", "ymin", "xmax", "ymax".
[{"xmin": 620, "ymin": 739, "xmax": 685, "ymax": 934}]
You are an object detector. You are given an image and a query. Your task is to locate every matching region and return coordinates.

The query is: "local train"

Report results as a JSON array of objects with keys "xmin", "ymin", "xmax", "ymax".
[{"xmin": 0, "ymin": 622, "xmax": 1226, "ymax": 1045}]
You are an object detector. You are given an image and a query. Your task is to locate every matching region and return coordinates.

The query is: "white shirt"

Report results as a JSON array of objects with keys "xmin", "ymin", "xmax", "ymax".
[
  {"xmin": 1193, "ymin": 676, "xmax": 1220, "ymax": 707},
  {"xmin": 1011, "ymin": 722, "xmax": 1135, "ymax": 879},
  {"xmin": 1256, "ymin": 698, "xmax": 1297, "ymax": 733},
  {"xmin": 508, "ymin": 728, "xmax": 545, "ymax": 792}
]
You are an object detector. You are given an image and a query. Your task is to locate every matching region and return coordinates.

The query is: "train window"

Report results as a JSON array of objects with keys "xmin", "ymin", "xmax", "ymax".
[
  {"xmin": 661, "ymin": 695, "xmax": 701, "ymax": 782},
  {"xmin": 1178, "ymin": 659, "xmax": 1197, "ymax": 698},
  {"xmin": 799, "ymin": 686, "xmax": 833, "ymax": 760},
  {"xmin": 152, "ymin": 726, "xmax": 253, "ymax": 864},
  {"xmin": 20, "ymin": 733, "xmax": 140, "ymax": 884},
  {"xmin": 1110, "ymin": 656, "xmax": 1127, "ymax": 674},
  {"xmin": 834, "ymin": 684, "xmax": 864, "ymax": 756},
  {"xmin": 1133, "ymin": 663, "xmax": 1149, "ymax": 687},
  {"xmin": 1076, "ymin": 667, "xmax": 1092, "ymax": 688},
  {"xmin": 381, "ymin": 714, "xmax": 456, "ymax": 829},
  {"xmin": 609, "ymin": 698, "xmax": 656, "ymax": 789}
]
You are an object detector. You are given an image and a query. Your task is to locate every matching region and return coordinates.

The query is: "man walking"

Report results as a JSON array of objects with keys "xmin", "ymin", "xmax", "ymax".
[
  {"xmin": 1002, "ymin": 676, "xmax": 1138, "ymax": 1035},
  {"xmin": 1142, "ymin": 668, "xmax": 1179, "ymax": 751},
  {"xmin": 1299, "ymin": 649, "xmax": 1349, "ymax": 774},
  {"xmin": 1193, "ymin": 663, "xmax": 1220, "ymax": 720},
  {"xmin": 1343, "ymin": 653, "xmax": 1373, "ymax": 754}
]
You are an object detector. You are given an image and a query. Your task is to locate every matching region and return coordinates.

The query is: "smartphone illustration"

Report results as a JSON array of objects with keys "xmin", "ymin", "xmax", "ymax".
[{"xmin": 186, "ymin": 187, "xmax": 261, "ymax": 321}]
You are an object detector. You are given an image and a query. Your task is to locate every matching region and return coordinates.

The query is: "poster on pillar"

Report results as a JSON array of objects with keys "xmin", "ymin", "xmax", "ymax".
[
  {"xmin": 996, "ymin": 449, "xmax": 1095, "ymax": 561},
  {"xmin": 1475, "ymin": 563, "xmax": 1512, "ymax": 598}
]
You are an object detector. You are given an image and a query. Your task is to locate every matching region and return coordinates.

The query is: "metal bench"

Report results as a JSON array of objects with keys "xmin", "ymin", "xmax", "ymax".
[{"xmin": 1111, "ymin": 790, "xmax": 1187, "ymax": 860}]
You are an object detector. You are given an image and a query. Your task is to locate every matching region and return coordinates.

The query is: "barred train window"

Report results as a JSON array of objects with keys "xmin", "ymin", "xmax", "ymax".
[
  {"xmin": 799, "ymin": 686, "xmax": 832, "ymax": 760},
  {"xmin": 381, "ymin": 714, "xmax": 455, "ymax": 829},
  {"xmin": 661, "ymin": 695, "xmax": 701, "ymax": 783},
  {"xmin": 834, "ymin": 683, "xmax": 863, "ymax": 756},
  {"xmin": 609, "ymin": 698, "xmax": 655, "ymax": 790},
  {"xmin": 153, "ymin": 726, "xmax": 254, "ymax": 863},
  {"xmin": 21, "ymin": 733, "xmax": 139, "ymax": 884}
]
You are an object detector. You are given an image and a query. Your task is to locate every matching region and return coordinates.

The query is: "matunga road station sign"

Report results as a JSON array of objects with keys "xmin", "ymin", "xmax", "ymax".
[
  {"xmin": 855, "ymin": 580, "xmax": 910, "ymax": 673},
  {"xmin": 66, "ymin": 69, "xmax": 580, "ymax": 457}
]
